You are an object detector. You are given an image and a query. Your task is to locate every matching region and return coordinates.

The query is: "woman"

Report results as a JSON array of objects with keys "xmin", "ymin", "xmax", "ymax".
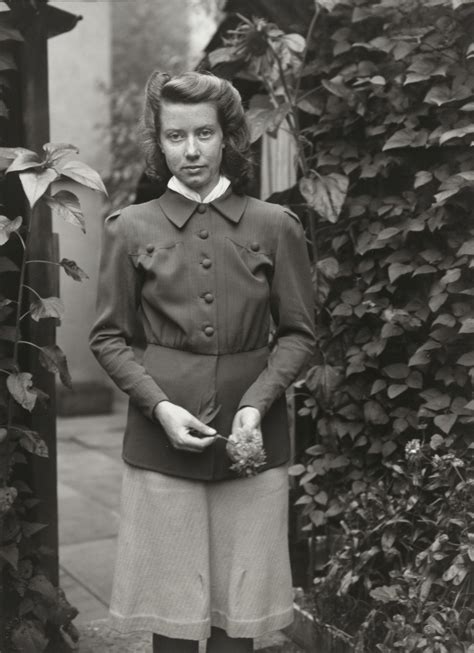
[{"xmin": 89, "ymin": 71, "xmax": 315, "ymax": 653}]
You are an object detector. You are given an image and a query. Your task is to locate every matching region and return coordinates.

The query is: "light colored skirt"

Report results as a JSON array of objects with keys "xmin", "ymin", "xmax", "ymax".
[{"xmin": 108, "ymin": 462, "xmax": 294, "ymax": 640}]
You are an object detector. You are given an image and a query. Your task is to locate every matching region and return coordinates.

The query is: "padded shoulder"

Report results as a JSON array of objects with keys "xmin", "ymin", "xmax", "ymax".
[{"xmin": 282, "ymin": 207, "xmax": 302, "ymax": 224}]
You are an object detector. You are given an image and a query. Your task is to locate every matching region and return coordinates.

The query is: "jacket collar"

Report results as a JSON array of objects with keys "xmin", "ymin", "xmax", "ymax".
[{"xmin": 158, "ymin": 186, "xmax": 248, "ymax": 229}]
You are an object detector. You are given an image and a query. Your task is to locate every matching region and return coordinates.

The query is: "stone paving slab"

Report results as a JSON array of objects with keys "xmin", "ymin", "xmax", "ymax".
[
  {"xmin": 61, "ymin": 537, "xmax": 117, "ymax": 606},
  {"xmin": 78, "ymin": 620, "xmax": 303, "ymax": 652},
  {"xmin": 58, "ymin": 482, "xmax": 119, "ymax": 545}
]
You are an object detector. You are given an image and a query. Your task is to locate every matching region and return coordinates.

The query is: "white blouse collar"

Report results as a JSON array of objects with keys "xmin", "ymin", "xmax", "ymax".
[{"xmin": 167, "ymin": 175, "xmax": 231, "ymax": 204}]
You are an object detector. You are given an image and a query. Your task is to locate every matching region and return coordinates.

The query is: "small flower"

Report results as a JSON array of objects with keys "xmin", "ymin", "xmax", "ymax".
[
  {"xmin": 226, "ymin": 427, "xmax": 267, "ymax": 477},
  {"xmin": 405, "ymin": 439, "xmax": 421, "ymax": 458},
  {"xmin": 432, "ymin": 454, "xmax": 443, "ymax": 469}
]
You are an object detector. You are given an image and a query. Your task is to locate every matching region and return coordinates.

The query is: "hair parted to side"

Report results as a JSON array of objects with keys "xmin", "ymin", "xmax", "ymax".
[{"xmin": 141, "ymin": 71, "xmax": 254, "ymax": 194}]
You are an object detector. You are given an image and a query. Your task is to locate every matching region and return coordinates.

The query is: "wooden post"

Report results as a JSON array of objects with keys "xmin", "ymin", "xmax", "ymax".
[{"xmin": 20, "ymin": 7, "xmax": 59, "ymax": 585}]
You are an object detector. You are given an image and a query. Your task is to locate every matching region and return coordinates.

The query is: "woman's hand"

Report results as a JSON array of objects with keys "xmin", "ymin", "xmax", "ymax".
[
  {"xmin": 154, "ymin": 401, "xmax": 217, "ymax": 452},
  {"xmin": 231, "ymin": 406, "xmax": 262, "ymax": 436}
]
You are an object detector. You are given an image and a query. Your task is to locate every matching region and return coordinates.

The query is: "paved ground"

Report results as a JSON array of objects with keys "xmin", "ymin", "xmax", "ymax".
[{"xmin": 57, "ymin": 405, "xmax": 303, "ymax": 651}]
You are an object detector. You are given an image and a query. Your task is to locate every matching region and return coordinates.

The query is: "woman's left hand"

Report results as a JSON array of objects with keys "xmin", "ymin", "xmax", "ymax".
[{"xmin": 231, "ymin": 406, "xmax": 262, "ymax": 436}]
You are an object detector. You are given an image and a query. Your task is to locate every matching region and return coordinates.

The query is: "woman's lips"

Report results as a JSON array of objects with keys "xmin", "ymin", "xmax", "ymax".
[{"xmin": 183, "ymin": 165, "xmax": 205, "ymax": 173}]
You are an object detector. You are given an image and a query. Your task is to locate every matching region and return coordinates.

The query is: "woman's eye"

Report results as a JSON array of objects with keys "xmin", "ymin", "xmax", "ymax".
[
  {"xmin": 199, "ymin": 129, "xmax": 213, "ymax": 139},
  {"xmin": 169, "ymin": 133, "xmax": 183, "ymax": 142}
]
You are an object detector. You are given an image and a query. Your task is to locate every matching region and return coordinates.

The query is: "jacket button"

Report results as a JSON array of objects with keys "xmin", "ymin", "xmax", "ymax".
[
  {"xmin": 202, "ymin": 258, "xmax": 212, "ymax": 269},
  {"xmin": 250, "ymin": 242, "xmax": 260, "ymax": 252},
  {"xmin": 146, "ymin": 243, "xmax": 155, "ymax": 253},
  {"xmin": 197, "ymin": 204, "xmax": 207, "ymax": 214},
  {"xmin": 204, "ymin": 325, "xmax": 214, "ymax": 336},
  {"xmin": 204, "ymin": 292, "xmax": 214, "ymax": 304},
  {"xmin": 198, "ymin": 230, "xmax": 209, "ymax": 239}
]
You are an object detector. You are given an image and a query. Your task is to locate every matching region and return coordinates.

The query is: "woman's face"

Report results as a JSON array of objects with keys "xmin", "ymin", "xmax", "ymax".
[{"xmin": 159, "ymin": 101, "xmax": 224, "ymax": 198}]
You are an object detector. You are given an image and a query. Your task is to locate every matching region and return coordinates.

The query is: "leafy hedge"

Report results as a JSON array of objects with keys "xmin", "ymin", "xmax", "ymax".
[{"xmin": 208, "ymin": 1, "xmax": 474, "ymax": 650}]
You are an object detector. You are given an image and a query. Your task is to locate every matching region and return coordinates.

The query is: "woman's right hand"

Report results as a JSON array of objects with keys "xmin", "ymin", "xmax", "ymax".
[{"xmin": 153, "ymin": 401, "xmax": 217, "ymax": 453}]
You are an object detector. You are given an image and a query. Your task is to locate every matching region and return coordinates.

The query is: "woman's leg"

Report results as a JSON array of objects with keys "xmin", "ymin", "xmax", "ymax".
[
  {"xmin": 152, "ymin": 633, "xmax": 199, "ymax": 653},
  {"xmin": 207, "ymin": 627, "xmax": 253, "ymax": 653}
]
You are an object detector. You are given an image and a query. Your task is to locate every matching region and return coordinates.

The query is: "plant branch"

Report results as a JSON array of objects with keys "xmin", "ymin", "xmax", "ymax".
[{"xmin": 22, "ymin": 283, "xmax": 42, "ymax": 301}]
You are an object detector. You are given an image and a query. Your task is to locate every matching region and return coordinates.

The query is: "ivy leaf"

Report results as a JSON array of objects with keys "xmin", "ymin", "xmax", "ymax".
[
  {"xmin": 208, "ymin": 47, "xmax": 239, "ymax": 67},
  {"xmin": 39, "ymin": 345, "xmax": 72, "ymax": 389},
  {"xmin": 246, "ymin": 104, "xmax": 290, "ymax": 143},
  {"xmin": 288, "ymin": 464, "xmax": 305, "ymax": 476},
  {"xmin": 11, "ymin": 619, "xmax": 48, "ymax": 653},
  {"xmin": 44, "ymin": 190, "xmax": 85, "ymax": 233},
  {"xmin": 0, "ymin": 215, "xmax": 22, "ymax": 246},
  {"xmin": 30, "ymin": 296, "xmax": 64, "ymax": 322},
  {"xmin": 388, "ymin": 263, "xmax": 413, "ymax": 282},
  {"xmin": 364, "ymin": 400, "xmax": 389, "ymax": 425},
  {"xmin": 370, "ymin": 584, "xmax": 402, "ymax": 604},
  {"xmin": 7, "ymin": 373, "xmax": 37, "ymax": 412},
  {"xmin": 433, "ymin": 414, "xmax": 457, "ymax": 434},
  {"xmin": 54, "ymin": 159, "xmax": 108, "ymax": 195},
  {"xmin": 414, "ymin": 171, "xmax": 433, "ymax": 188},
  {"xmin": 424, "ymin": 84, "xmax": 471, "ymax": 106},
  {"xmin": 305, "ymin": 364, "xmax": 343, "ymax": 403},
  {"xmin": 19, "ymin": 167, "xmax": 59, "ymax": 208},
  {"xmin": 59, "ymin": 258, "xmax": 89, "ymax": 281},
  {"xmin": 459, "ymin": 318, "xmax": 474, "ymax": 333},
  {"xmin": 42, "ymin": 142, "xmax": 79, "ymax": 166},
  {"xmin": 0, "ymin": 543, "xmax": 18, "ymax": 569},
  {"xmin": 383, "ymin": 364, "xmax": 409, "ymax": 379},
  {"xmin": 457, "ymin": 351, "xmax": 474, "ymax": 366},
  {"xmin": 387, "ymin": 384, "xmax": 408, "ymax": 398},
  {"xmin": 299, "ymin": 173, "xmax": 349, "ymax": 223},
  {"xmin": 439, "ymin": 125, "xmax": 474, "ymax": 145},
  {"xmin": 18, "ymin": 429, "xmax": 48, "ymax": 458},
  {"xmin": 22, "ymin": 521, "xmax": 48, "ymax": 538},
  {"xmin": 310, "ymin": 510, "xmax": 326, "ymax": 527},
  {"xmin": 383, "ymin": 128, "xmax": 427, "ymax": 150}
]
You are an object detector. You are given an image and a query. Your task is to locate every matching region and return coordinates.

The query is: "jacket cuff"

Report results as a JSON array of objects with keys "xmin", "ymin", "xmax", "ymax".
[{"xmin": 129, "ymin": 378, "xmax": 169, "ymax": 421}]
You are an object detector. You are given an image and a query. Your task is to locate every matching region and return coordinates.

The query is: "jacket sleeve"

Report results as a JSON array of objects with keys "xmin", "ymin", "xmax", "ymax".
[
  {"xmin": 238, "ymin": 209, "xmax": 316, "ymax": 416},
  {"xmin": 89, "ymin": 209, "xmax": 168, "ymax": 420}
]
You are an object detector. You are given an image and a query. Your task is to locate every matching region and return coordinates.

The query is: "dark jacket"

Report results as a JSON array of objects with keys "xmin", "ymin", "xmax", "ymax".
[{"xmin": 89, "ymin": 187, "xmax": 315, "ymax": 480}]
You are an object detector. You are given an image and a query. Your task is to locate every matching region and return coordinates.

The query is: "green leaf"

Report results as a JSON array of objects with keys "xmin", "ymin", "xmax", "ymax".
[
  {"xmin": 22, "ymin": 521, "xmax": 48, "ymax": 538},
  {"xmin": 458, "ymin": 239, "xmax": 474, "ymax": 255},
  {"xmin": 364, "ymin": 400, "xmax": 389, "ymax": 425},
  {"xmin": 459, "ymin": 318, "xmax": 474, "ymax": 333},
  {"xmin": 282, "ymin": 33, "xmax": 305, "ymax": 52},
  {"xmin": 39, "ymin": 345, "xmax": 72, "ymax": 389},
  {"xmin": 55, "ymin": 159, "xmax": 107, "ymax": 195},
  {"xmin": 59, "ymin": 258, "xmax": 89, "ymax": 281},
  {"xmin": 439, "ymin": 125, "xmax": 474, "ymax": 145},
  {"xmin": 19, "ymin": 167, "xmax": 59, "ymax": 208},
  {"xmin": 42, "ymin": 142, "xmax": 79, "ymax": 166},
  {"xmin": 433, "ymin": 414, "xmax": 457, "ymax": 434},
  {"xmin": 305, "ymin": 364, "xmax": 343, "ymax": 403},
  {"xmin": 424, "ymin": 84, "xmax": 471, "ymax": 106},
  {"xmin": 30, "ymin": 296, "xmax": 64, "ymax": 322},
  {"xmin": 5, "ymin": 151, "xmax": 42, "ymax": 173},
  {"xmin": 0, "ymin": 256, "xmax": 19, "ymax": 273},
  {"xmin": 7, "ymin": 373, "xmax": 37, "ymax": 411},
  {"xmin": 383, "ymin": 363, "xmax": 409, "ymax": 379},
  {"xmin": 0, "ymin": 214, "xmax": 22, "ymax": 246},
  {"xmin": 0, "ymin": 51, "xmax": 16, "ymax": 71},
  {"xmin": 44, "ymin": 190, "xmax": 85, "ymax": 233},
  {"xmin": 11, "ymin": 619, "xmax": 48, "ymax": 653},
  {"xmin": 288, "ymin": 464, "xmax": 305, "ymax": 476},
  {"xmin": 370, "ymin": 584, "xmax": 401, "ymax": 604},
  {"xmin": 246, "ymin": 104, "xmax": 290, "ymax": 143},
  {"xmin": 414, "ymin": 171, "xmax": 433, "ymax": 188},
  {"xmin": 208, "ymin": 46, "xmax": 239, "ymax": 67},
  {"xmin": 310, "ymin": 509, "xmax": 326, "ymax": 527},
  {"xmin": 383, "ymin": 128, "xmax": 427, "ymax": 150},
  {"xmin": 387, "ymin": 384, "xmax": 408, "ymax": 399},
  {"xmin": 0, "ymin": 543, "xmax": 18, "ymax": 569},
  {"xmin": 457, "ymin": 351, "xmax": 474, "ymax": 366},
  {"xmin": 382, "ymin": 440, "xmax": 397, "ymax": 457},
  {"xmin": 314, "ymin": 490, "xmax": 328, "ymax": 506},
  {"xmin": 299, "ymin": 173, "xmax": 349, "ymax": 223},
  {"xmin": 0, "ymin": 146, "xmax": 34, "ymax": 170},
  {"xmin": 388, "ymin": 263, "xmax": 413, "ymax": 282},
  {"xmin": 19, "ymin": 429, "xmax": 48, "ymax": 457}
]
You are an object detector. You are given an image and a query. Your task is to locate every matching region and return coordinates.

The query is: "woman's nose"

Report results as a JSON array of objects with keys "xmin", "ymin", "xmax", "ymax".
[{"xmin": 185, "ymin": 137, "xmax": 200, "ymax": 159}]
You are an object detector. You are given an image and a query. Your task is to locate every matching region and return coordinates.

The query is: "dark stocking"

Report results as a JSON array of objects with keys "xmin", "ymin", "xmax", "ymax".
[
  {"xmin": 206, "ymin": 627, "xmax": 254, "ymax": 653},
  {"xmin": 152, "ymin": 633, "xmax": 199, "ymax": 653}
]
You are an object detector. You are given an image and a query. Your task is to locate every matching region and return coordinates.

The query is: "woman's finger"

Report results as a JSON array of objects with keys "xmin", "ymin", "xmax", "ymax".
[
  {"xmin": 175, "ymin": 432, "xmax": 216, "ymax": 452},
  {"xmin": 188, "ymin": 416, "xmax": 217, "ymax": 437}
]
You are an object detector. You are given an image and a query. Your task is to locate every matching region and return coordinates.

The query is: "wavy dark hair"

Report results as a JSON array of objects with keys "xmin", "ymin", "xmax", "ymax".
[{"xmin": 141, "ymin": 71, "xmax": 253, "ymax": 194}]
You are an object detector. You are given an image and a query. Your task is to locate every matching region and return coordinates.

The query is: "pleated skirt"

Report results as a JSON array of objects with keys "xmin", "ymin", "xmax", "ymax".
[{"xmin": 108, "ymin": 462, "xmax": 294, "ymax": 640}]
